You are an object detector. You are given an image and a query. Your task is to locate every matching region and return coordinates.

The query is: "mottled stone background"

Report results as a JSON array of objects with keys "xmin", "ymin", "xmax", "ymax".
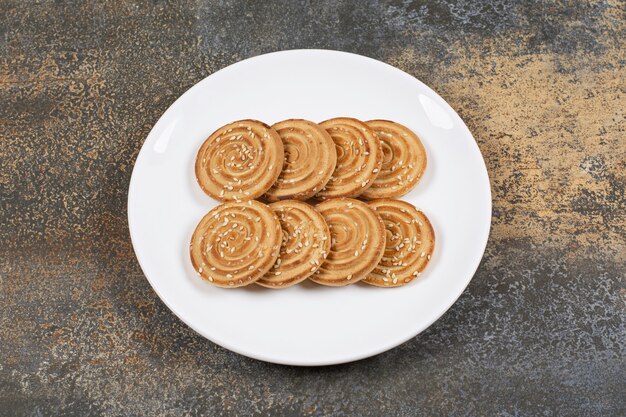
[{"xmin": 1, "ymin": 0, "xmax": 624, "ymax": 416}]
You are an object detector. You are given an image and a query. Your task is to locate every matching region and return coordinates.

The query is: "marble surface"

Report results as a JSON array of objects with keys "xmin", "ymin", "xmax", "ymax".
[{"xmin": 1, "ymin": 1, "xmax": 624, "ymax": 415}]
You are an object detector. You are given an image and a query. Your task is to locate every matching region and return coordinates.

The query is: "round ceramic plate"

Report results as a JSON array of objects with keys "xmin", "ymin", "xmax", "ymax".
[{"xmin": 128, "ymin": 50, "xmax": 491, "ymax": 366}]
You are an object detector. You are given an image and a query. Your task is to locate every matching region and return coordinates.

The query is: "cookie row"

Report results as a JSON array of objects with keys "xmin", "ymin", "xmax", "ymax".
[
  {"xmin": 194, "ymin": 118, "xmax": 427, "ymax": 202},
  {"xmin": 190, "ymin": 198, "xmax": 435, "ymax": 288}
]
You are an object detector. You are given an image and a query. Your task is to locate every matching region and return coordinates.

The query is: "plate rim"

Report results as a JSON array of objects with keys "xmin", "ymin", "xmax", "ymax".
[{"xmin": 127, "ymin": 48, "xmax": 492, "ymax": 366}]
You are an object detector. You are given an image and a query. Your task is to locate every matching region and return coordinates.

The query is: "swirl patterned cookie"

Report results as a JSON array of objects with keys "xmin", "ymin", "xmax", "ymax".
[
  {"xmin": 360, "ymin": 120, "xmax": 427, "ymax": 199},
  {"xmin": 364, "ymin": 199, "xmax": 435, "ymax": 287},
  {"xmin": 257, "ymin": 200, "xmax": 331, "ymax": 288},
  {"xmin": 315, "ymin": 118, "xmax": 382, "ymax": 199},
  {"xmin": 265, "ymin": 119, "xmax": 337, "ymax": 201},
  {"xmin": 311, "ymin": 198, "xmax": 386, "ymax": 286},
  {"xmin": 195, "ymin": 120, "xmax": 284, "ymax": 202},
  {"xmin": 190, "ymin": 200, "xmax": 282, "ymax": 288}
]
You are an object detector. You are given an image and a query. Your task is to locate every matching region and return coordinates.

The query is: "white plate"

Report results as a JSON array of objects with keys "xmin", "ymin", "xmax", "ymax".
[{"xmin": 128, "ymin": 49, "xmax": 491, "ymax": 366}]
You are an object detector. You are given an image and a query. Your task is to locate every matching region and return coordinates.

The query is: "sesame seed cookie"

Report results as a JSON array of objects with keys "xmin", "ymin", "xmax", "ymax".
[
  {"xmin": 190, "ymin": 200, "xmax": 282, "ymax": 288},
  {"xmin": 360, "ymin": 120, "xmax": 427, "ymax": 199},
  {"xmin": 257, "ymin": 200, "xmax": 331, "ymax": 288},
  {"xmin": 311, "ymin": 198, "xmax": 385, "ymax": 286},
  {"xmin": 315, "ymin": 118, "xmax": 382, "ymax": 199},
  {"xmin": 195, "ymin": 120, "xmax": 284, "ymax": 202},
  {"xmin": 264, "ymin": 119, "xmax": 337, "ymax": 202},
  {"xmin": 364, "ymin": 199, "xmax": 435, "ymax": 287}
]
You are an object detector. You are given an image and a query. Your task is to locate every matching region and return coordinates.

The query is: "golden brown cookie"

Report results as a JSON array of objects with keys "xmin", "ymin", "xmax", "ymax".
[
  {"xmin": 364, "ymin": 199, "xmax": 435, "ymax": 287},
  {"xmin": 190, "ymin": 200, "xmax": 282, "ymax": 288},
  {"xmin": 315, "ymin": 118, "xmax": 383, "ymax": 199},
  {"xmin": 265, "ymin": 119, "xmax": 337, "ymax": 201},
  {"xmin": 257, "ymin": 200, "xmax": 331, "ymax": 288},
  {"xmin": 195, "ymin": 120, "xmax": 284, "ymax": 202},
  {"xmin": 311, "ymin": 198, "xmax": 385, "ymax": 286},
  {"xmin": 360, "ymin": 120, "xmax": 427, "ymax": 199}
]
